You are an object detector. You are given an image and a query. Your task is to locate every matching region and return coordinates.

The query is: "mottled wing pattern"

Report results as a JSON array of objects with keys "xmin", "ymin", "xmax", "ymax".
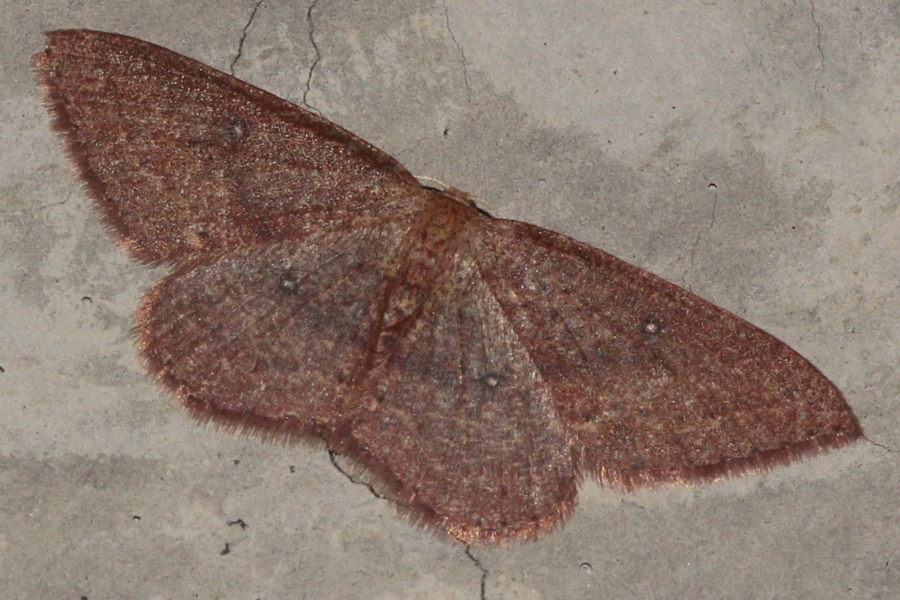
[
  {"xmin": 34, "ymin": 30, "xmax": 425, "ymax": 263},
  {"xmin": 137, "ymin": 220, "xmax": 418, "ymax": 433},
  {"xmin": 345, "ymin": 207, "xmax": 578, "ymax": 543},
  {"xmin": 475, "ymin": 219, "xmax": 863, "ymax": 489}
]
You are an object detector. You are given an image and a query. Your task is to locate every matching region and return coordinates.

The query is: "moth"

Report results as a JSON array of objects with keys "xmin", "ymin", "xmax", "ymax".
[{"xmin": 34, "ymin": 30, "xmax": 862, "ymax": 544}]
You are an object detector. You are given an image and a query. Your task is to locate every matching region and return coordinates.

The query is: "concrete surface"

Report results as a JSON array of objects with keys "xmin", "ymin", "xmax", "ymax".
[{"xmin": 2, "ymin": 0, "xmax": 898, "ymax": 598}]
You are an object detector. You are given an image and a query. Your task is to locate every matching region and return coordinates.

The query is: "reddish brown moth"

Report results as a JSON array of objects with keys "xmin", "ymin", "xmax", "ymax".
[{"xmin": 34, "ymin": 30, "xmax": 862, "ymax": 544}]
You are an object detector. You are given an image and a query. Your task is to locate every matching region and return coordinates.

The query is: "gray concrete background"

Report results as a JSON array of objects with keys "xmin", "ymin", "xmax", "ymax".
[{"xmin": 2, "ymin": 0, "xmax": 898, "ymax": 598}]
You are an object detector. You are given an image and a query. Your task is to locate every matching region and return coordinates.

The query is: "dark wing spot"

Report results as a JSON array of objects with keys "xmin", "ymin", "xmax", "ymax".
[
  {"xmin": 278, "ymin": 270, "xmax": 299, "ymax": 294},
  {"xmin": 641, "ymin": 314, "xmax": 666, "ymax": 338},
  {"xmin": 477, "ymin": 372, "xmax": 503, "ymax": 389},
  {"xmin": 226, "ymin": 116, "xmax": 250, "ymax": 143}
]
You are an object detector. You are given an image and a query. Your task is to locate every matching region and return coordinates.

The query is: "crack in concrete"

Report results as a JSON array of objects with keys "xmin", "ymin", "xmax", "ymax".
[
  {"xmin": 230, "ymin": 0, "xmax": 265, "ymax": 75},
  {"xmin": 35, "ymin": 191, "xmax": 71, "ymax": 212},
  {"xmin": 465, "ymin": 546, "xmax": 488, "ymax": 600},
  {"xmin": 682, "ymin": 103, "xmax": 720, "ymax": 289},
  {"xmin": 683, "ymin": 186, "xmax": 718, "ymax": 289},
  {"xmin": 327, "ymin": 449, "xmax": 385, "ymax": 500},
  {"xmin": 809, "ymin": 0, "xmax": 826, "ymax": 116},
  {"xmin": 328, "ymin": 445, "xmax": 490, "ymax": 599},
  {"xmin": 303, "ymin": 0, "xmax": 323, "ymax": 110},
  {"xmin": 865, "ymin": 436, "xmax": 894, "ymax": 453},
  {"xmin": 442, "ymin": 0, "xmax": 472, "ymax": 102}
]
